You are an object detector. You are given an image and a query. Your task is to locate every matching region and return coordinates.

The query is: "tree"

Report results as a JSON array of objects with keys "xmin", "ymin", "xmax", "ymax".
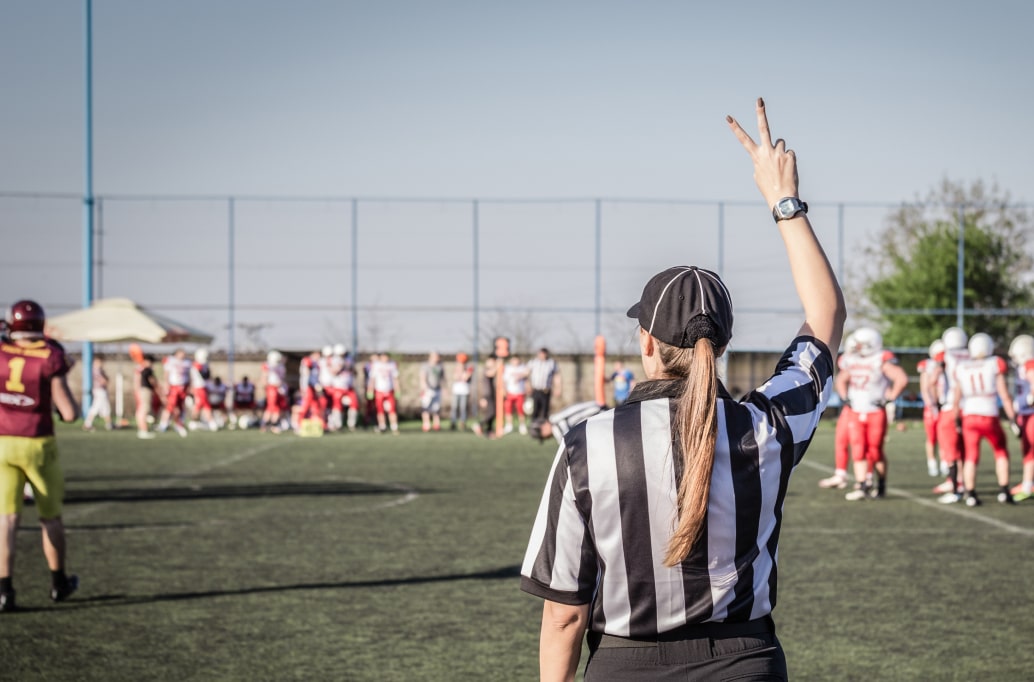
[{"xmin": 861, "ymin": 179, "xmax": 1034, "ymax": 348}]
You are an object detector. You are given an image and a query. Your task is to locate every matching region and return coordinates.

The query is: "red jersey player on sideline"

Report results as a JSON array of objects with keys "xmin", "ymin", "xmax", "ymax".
[
  {"xmin": 0, "ymin": 300, "xmax": 80, "ymax": 612},
  {"xmin": 189, "ymin": 348, "xmax": 216, "ymax": 431},
  {"xmin": 946, "ymin": 333, "xmax": 1016, "ymax": 506},
  {"xmin": 931, "ymin": 327, "xmax": 969, "ymax": 499},
  {"xmin": 835, "ymin": 328, "xmax": 908, "ymax": 501},
  {"xmin": 261, "ymin": 350, "xmax": 287, "ymax": 433}
]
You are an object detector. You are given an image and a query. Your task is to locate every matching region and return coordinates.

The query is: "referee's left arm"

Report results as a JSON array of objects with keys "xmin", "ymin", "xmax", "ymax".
[{"xmin": 539, "ymin": 601, "xmax": 589, "ymax": 682}]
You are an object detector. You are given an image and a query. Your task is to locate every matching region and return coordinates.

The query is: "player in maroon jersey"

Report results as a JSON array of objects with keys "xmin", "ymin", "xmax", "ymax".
[{"xmin": 0, "ymin": 300, "xmax": 79, "ymax": 612}]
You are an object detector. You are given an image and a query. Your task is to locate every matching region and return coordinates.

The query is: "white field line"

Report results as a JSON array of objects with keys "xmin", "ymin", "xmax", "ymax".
[
  {"xmin": 63, "ymin": 440, "xmax": 289, "ymax": 522},
  {"xmin": 798, "ymin": 459, "xmax": 1034, "ymax": 539}
]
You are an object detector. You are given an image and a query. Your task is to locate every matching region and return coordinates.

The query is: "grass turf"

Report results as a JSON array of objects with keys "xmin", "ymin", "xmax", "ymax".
[{"xmin": 1, "ymin": 420, "xmax": 1032, "ymax": 680}]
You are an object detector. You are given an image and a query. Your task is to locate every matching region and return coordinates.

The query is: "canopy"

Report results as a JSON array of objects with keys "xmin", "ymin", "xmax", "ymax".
[{"xmin": 46, "ymin": 298, "xmax": 214, "ymax": 345}]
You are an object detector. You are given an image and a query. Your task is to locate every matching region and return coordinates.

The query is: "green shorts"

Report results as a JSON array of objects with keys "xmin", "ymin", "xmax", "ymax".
[{"xmin": 0, "ymin": 435, "xmax": 64, "ymax": 518}]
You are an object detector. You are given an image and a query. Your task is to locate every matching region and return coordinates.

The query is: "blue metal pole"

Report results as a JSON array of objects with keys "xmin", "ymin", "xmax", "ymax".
[
  {"xmin": 594, "ymin": 199, "xmax": 601, "ymax": 336},
  {"xmin": 956, "ymin": 204, "xmax": 965, "ymax": 328},
  {"xmin": 351, "ymin": 199, "xmax": 359, "ymax": 356},
  {"xmin": 472, "ymin": 200, "xmax": 480, "ymax": 410},
  {"xmin": 227, "ymin": 198, "xmax": 235, "ymax": 385},
  {"xmin": 81, "ymin": 0, "xmax": 94, "ymax": 415}
]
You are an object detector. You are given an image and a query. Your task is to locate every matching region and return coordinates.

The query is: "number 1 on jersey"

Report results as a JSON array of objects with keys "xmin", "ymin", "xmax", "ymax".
[{"xmin": 5, "ymin": 356, "xmax": 26, "ymax": 392}]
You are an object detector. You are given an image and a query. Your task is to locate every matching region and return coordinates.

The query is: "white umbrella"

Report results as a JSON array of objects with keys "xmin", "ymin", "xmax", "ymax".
[{"xmin": 46, "ymin": 297, "xmax": 214, "ymax": 344}]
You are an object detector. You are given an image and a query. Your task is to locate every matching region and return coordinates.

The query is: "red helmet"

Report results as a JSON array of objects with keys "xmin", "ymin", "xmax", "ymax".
[{"xmin": 8, "ymin": 299, "xmax": 46, "ymax": 334}]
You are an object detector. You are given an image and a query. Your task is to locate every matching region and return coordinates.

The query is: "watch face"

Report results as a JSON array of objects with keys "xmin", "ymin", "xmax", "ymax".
[{"xmin": 778, "ymin": 198, "xmax": 795, "ymax": 217}]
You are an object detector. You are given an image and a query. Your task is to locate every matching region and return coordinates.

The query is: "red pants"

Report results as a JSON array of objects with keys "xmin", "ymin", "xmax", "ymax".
[
  {"xmin": 299, "ymin": 387, "xmax": 326, "ymax": 425},
  {"xmin": 375, "ymin": 391, "xmax": 396, "ymax": 415},
  {"xmin": 834, "ymin": 406, "xmax": 854, "ymax": 471},
  {"xmin": 961, "ymin": 414, "xmax": 1008, "ymax": 465},
  {"xmin": 166, "ymin": 385, "xmax": 188, "ymax": 412},
  {"xmin": 922, "ymin": 406, "xmax": 938, "ymax": 446},
  {"xmin": 192, "ymin": 387, "xmax": 211, "ymax": 412},
  {"xmin": 849, "ymin": 409, "xmax": 887, "ymax": 466},
  {"xmin": 1020, "ymin": 414, "xmax": 1034, "ymax": 465},
  {"xmin": 936, "ymin": 408, "xmax": 962, "ymax": 464},
  {"xmin": 504, "ymin": 393, "xmax": 525, "ymax": 416}
]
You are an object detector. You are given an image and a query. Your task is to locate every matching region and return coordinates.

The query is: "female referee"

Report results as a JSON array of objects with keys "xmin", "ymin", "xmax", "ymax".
[{"xmin": 520, "ymin": 98, "xmax": 845, "ymax": 681}]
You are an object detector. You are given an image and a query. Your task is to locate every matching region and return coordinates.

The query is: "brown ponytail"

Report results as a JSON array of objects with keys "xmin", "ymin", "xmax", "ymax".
[{"xmin": 657, "ymin": 337, "xmax": 719, "ymax": 567}]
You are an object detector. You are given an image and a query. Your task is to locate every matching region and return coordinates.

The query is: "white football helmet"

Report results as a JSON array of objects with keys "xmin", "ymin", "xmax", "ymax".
[
  {"xmin": 941, "ymin": 327, "xmax": 968, "ymax": 351},
  {"xmin": 333, "ymin": 343, "xmax": 347, "ymax": 357},
  {"xmin": 967, "ymin": 332, "xmax": 994, "ymax": 360},
  {"xmin": 1008, "ymin": 334, "xmax": 1034, "ymax": 365},
  {"xmin": 843, "ymin": 332, "xmax": 860, "ymax": 354},
  {"xmin": 194, "ymin": 348, "xmax": 209, "ymax": 363},
  {"xmin": 852, "ymin": 327, "xmax": 883, "ymax": 356},
  {"xmin": 928, "ymin": 339, "xmax": 945, "ymax": 360},
  {"xmin": 266, "ymin": 350, "xmax": 283, "ymax": 365},
  {"xmin": 322, "ymin": 345, "xmax": 333, "ymax": 358}
]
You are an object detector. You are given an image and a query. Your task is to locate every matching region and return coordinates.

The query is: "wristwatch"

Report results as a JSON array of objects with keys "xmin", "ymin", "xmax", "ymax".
[{"xmin": 772, "ymin": 197, "xmax": 808, "ymax": 222}]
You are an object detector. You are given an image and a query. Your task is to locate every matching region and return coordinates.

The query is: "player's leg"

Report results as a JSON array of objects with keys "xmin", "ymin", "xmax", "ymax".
[
  {"xmin": 960, "ymin": 416, "xmax": 983, "ymax": 505},
  {"xmin": 0, "ymin": 443, "xmax": 26, "ymax": 611},
  {"xmin": 923, "ymin": 407, "xmax": 939, "ymax": 476},
  {"xmin": 868, "ymin": 409, "xmax": 889, "ymax": 498},
  {"xmin": 846, "ymin": 412, "xmax": 871, "ymax": 500},
  {"xmin": 983, "ymin": 421, "xmax": 1014, "ymax": 503},
  {"xmin": 935, "ymin": 409, "xmax": 962, "ymax": 498},
  {"xmin": 387, "ymin": 392, "xmax": 399, "ymax": 433},
  {"xmin": 821, "ymin": 407, "xmax": 851, "ymax": 488}
]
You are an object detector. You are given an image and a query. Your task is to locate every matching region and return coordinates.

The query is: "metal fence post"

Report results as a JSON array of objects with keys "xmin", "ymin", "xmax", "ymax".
[
  {"xmin": 956, "ymin": 203, "xmax": 965, "ymax": 328},
  {"xmin": 351, "ymin": 198, "xmax": 359, "ymax": 355},
  {"xmin": 227, "ymin": 197, "xmax": 235, "ymax": 385},
  {"xmin": 595, "ymin": 199, "xmax": 601, "ymax": 337}
]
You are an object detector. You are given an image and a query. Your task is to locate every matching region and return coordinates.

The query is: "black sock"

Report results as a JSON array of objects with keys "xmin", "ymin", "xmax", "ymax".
[
  {"xmin": 50, "ymin": 569, "xmax": 67, "ymax": 588},
  {"xmin": 1001, "ymin": 485, "xmax": 1011, "ymax": 495},
  {"xmin": 0, "ymin": 577, "xmax": 12, "ymax": 593},
  {"xmin": 948, "ymin": 464, "xmax": 958, "ymax": 488}
]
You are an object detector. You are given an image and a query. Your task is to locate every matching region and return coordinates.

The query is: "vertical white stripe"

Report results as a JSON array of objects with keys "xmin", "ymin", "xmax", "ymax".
[
  {"xmin": 648, "ymin": 267, "xmax": 691, "ymax": 335},
  {"xmin": 550, "ymin": 475, "xmax": 589, "ymax": 592},
  {"xmin": 641, "ymin": 399, "xmax": 685, "ymax": 632},
  {"xmin": 585, "ymin": 412, "xmax": 633, "ymax": 636},
  {"xmin": 749, "ymin": 411, "xmax": 783, "ymax": 620}
]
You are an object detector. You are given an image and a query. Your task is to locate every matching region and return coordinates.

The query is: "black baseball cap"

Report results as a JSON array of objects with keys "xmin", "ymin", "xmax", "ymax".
[{"xmin": 626, "ymin": 266, "xmax": 734, "ymax": 349}]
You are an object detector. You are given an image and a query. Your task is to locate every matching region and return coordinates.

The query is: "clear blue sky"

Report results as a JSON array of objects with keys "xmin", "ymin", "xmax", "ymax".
[{"xmin": 2, "ymin": 1, "xmax": 1033, "ymax": 354}]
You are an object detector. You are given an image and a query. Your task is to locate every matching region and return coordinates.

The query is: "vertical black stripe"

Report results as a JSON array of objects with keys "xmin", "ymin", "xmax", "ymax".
[
  {"xmin": 613, "ymin": 403, "xmax": 658, "ymax": 635},
  {"xmin": 672, "ymin": 399, "xmax": 715, "ymax": 623},
  {"xmin": 723, "ymin": 400, "xmax": 762, "ymax": 621},
  {"xmin": 766, "ymin": 410, "xmax": 797, "ymax": 610},
  {"xmin": 564, "ymin": 423, "xmax": 604, "ymax": 630}
]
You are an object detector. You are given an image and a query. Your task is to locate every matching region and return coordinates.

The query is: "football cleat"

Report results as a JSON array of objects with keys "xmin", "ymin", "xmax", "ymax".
[
  {"xmin": 964, "ymin": 494, "xmax": 982, "ymax": 507},
  {"xmin": 819, "ymin": 474, "xmax": 848, "ymax": 489},
  {"xmin": 0, "ymin": 590, "xmax": 15, "ymax": 613},
  {"xmin": 933, "ymin": 480, "xmax": 956, "ymax": 494},
  {"xmin": 50, "ymin": 575, "xmax": 78, "ymax": 602},
  {"xmin": 1012, "ymin": 491, "xmax": 1034, "ymax": 502},
  {"xmin": 937, "ymin": 492, "xmax": 962, "ymax": 504},
  {"xmin": 997, "ymin": 492, "xmax": 1016, "ymax": 505},
  {"xmin": 845, "ymin": 486, "xmax": 870, "ymax": 501}
]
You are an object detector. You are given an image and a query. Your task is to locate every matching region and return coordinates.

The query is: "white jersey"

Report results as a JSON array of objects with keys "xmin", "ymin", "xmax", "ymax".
[
  {"xmin": 163, "ymin": 356, "xmax": 191, "ymax": 387},
  {"xmin": 369, "ymin": 360, "xmax": 398, "ymax": 393},
  {"xmin": 842, "ymin": 350, "xmax": 896, "ymax": 413},
  {"xmin": 318, "ymin": 357, "xmax": 336, "ymax": 386},
  {"xmin": 940, "ymin": 348, "xmax": 969, "ymax": 406},
  {"xmin": 263, "ymin": 362, "xmax": 286, "ymax": 388},
  {"xmin": 329, "ymin": 355, "xmax": 355, "ymax": 390},
  {"xmin": 503, "ymin": 363, "xmax": 527, "ymax": 395},
  {"xmin": 954, "ymin": 356, "xmax": 1007, "ymax": 417},
  {"xmin": 917, "ymin": 357, "xmax": 944, "ymax": 408},
  {"xmin": 1014, "ymin": 359, "xmax": 1034, "ymax": 417},
  {"xmin": 190, "ymin": 362, "xmax": 209, "ymax": 389}
]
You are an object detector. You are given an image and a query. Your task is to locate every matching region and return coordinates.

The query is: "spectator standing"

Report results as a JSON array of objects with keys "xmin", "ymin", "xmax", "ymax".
[
  {"xmin": 420, "ymin": 352, "xmax": 446, "ymax": 432},
  {"xmin": 82, "ymin": 355, "xmax": 113, "ymax": 431},
  {"xmin": 450, "ymin": 353, "xmax": 474, "ymax": 431},
  {"xmin": 526, "ymin": 347, "xmax": 561, "ymax": 422},
  {"xmin": 607, "ymin": 360, "xmax": 636, "ymax": 406}
]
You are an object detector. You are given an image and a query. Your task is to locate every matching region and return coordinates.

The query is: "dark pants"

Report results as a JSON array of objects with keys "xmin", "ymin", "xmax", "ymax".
[
  {"xmin": 531, "ymin": 389, "xmax": 551, "ymax": 421},
  {"xmin": 584, "ymin": 618, "xmax": 787, "ymax": 681}
]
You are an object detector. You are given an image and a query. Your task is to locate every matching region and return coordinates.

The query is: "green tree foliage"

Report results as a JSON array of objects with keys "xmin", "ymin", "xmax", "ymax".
[{"xmin": 863, "ymin": 179, "xmax": 1034, "ymax": 348}]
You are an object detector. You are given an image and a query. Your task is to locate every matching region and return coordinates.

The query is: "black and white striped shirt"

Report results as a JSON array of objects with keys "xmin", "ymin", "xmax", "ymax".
[
  {"xmin": 520, "ymin": 336, "xmax": 833, "ymax": 638},
  {"xmin": 527, "ymin": 357, "xmax": 559, "ymax": 391}
]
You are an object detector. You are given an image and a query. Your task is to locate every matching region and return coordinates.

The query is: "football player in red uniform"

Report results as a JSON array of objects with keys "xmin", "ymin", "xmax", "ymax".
[
  {"xmin": 188, "ymin": 348, "xmax": 216, "ymax": 431},
  {"xmin": 1008, "ymin": 335, "xmax": 1034, "ymax": 501},
  {"xmin": 820, "ymin": 333, "xmax": 858, "ymax": 489},
  {"xmin": 157, "ymin": 349, "xmax": 190, "ymax": 437},
  {"xmin": 0, "ymin": 300, "xmax": 80, "ymax": 612},
  {"xmin": 918, "ymin": 339, "xmax": 946, "ymax": 477},
  {"xmin": 835, "ymin": 328, "xmax": 908, "ymax": 500},
  {"xmin": 946, "ymin": 333, "xmax": 1016, "ymax": 506}
]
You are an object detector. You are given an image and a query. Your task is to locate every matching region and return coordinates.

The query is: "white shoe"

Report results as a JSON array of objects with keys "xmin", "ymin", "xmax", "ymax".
[
  {"xmin": 519, "ymin": 425, "xmax": 528, "ymax": 435},
  {"xmin": 504, "ymin": 425, "xmax": 514, "ymax": 434},
  {"xmin": 174, "ymin": 424, "xmax": 188, "ymax": 438},
  {"xmin": 937, "ymin": 492, "xmax": 961, "ymax": 504},
  {"xmin": 927, "ymin": 461, "xmax": 939, "ymax": 477},
  {"xmin": 819, "ymin": 474, "xmax": 848, "ymax": 489},
  {"xmin": 939, "ymin": 461, "xmax": 949, "ymax": 476},
  {"xmin": 137, "ymin": 431, "xmax": 156, "ymax": 440},
  {"xmin": 845, "ymin": 487, "xmax": 869, "ymax": 501},
  {"xmin": 932, "ymin": 480, "xmax": 955, "ymax": 494}
]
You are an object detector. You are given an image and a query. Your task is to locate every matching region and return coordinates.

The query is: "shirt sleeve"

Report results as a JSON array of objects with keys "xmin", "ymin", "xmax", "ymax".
[
  {"xmin": 744, "ymin": 335, "xmax": 835, "ymax": 463},
  {"xmin": 520, "ymin": 438, "xmax": 597, "ymax": 605}
]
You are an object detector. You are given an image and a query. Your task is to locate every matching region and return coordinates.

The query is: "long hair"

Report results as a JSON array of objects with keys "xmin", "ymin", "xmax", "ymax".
[{"xmin": 656, "ymin": 336, "xmax": 719, "ymax": 567}]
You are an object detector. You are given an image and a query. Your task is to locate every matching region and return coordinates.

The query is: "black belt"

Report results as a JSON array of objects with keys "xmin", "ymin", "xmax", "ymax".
[{"xmin": 588, "ymin": 616, "xmax": 775, "ymax": 650}]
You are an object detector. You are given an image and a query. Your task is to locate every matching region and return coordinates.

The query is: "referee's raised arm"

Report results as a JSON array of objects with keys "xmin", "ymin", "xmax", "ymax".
[{"xmin": 727, "ymin": 97, "xmax": 846, "ymax": 352}]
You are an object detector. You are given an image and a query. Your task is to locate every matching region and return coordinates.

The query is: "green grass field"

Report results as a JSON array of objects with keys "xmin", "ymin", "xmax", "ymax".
[{"xmin": 2, "ymin": 420, "xmax": 1032, "ymax": 681}]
